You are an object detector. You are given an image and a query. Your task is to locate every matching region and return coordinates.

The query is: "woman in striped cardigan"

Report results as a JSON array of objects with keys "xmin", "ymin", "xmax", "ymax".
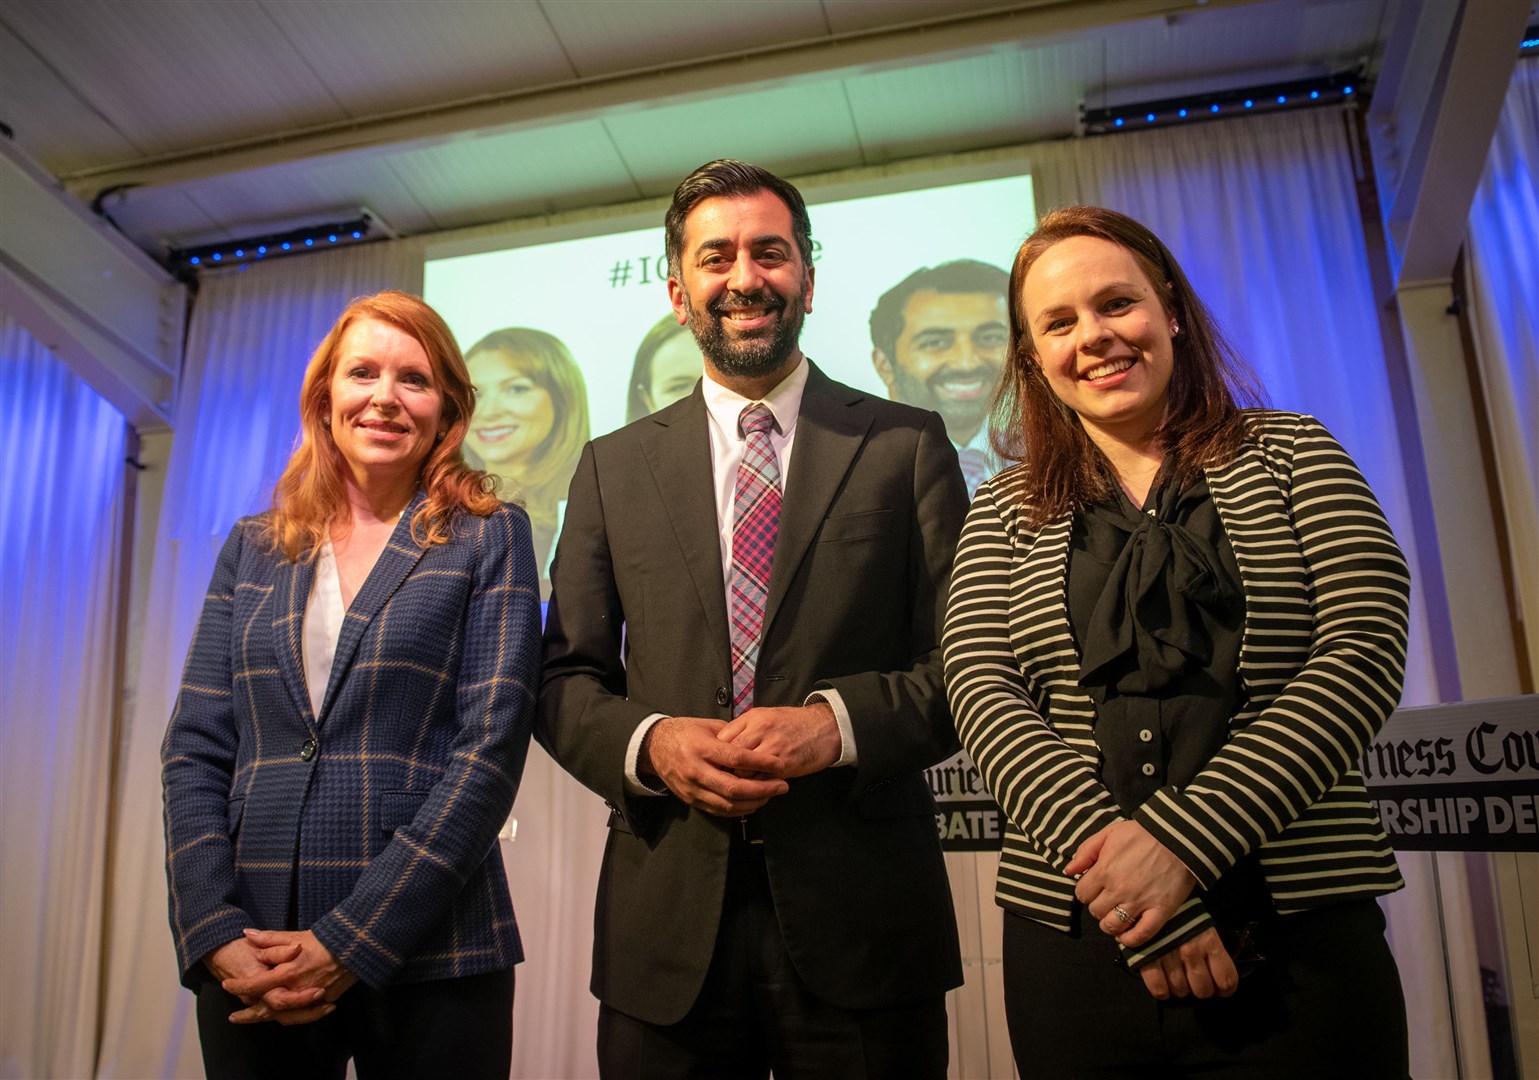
[{"xmin": 944, "ymin": 207, "xmax": 1410, "ymax": 1077}]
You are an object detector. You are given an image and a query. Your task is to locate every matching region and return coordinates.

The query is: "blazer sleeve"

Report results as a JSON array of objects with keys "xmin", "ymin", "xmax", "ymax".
[
  {"xmin": 310, "ymin": 506, "xmax": 541, "ymax": 988},
  {"xmin": 819, "ymin": 409, "xmax": 968, "ymax": 792},
  {"xmin": 1133, "ymin": 416, "xmax": 1411, "ymax": 888},
  {"xmin": 535, "ymin": 442, "xmax": 658, "ymax": 822},
  {"xmin": 161, "ymin": 520, "xmax": 257, "ymax": 984},
  {"xmin": 945, "ymin": 481, "xmax": 1220, "ymax": 967}
]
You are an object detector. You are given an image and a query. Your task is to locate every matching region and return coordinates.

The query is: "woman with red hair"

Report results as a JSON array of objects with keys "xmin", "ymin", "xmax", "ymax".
[{"xmin": 162, "ymin": 291, "xmax": 539, "ymax": 1079}]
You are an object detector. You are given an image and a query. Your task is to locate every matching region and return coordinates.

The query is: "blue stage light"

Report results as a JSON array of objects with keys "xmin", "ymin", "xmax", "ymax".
[
  {"xmin": 234, "ymin": 249, "xmax": 244, "ymax": 258},
  {"xmin": 1244, "ymin": 99, "xmax": 1254, "ymax": 108},
  {"xmin": 1114, "ymin": 117, "xmax": 1125, "ymax": 127},
  {"xmin": 1178, "ymin": 108, "xmax": 1188, "ymax": 118},
  {"xmin": 1145, "ymin": 113, "xmax": 1155, "ymax": 122},
  {"xmin": 257, "ymin": 246, "xmax": 267, "ymax": 255},
  {"xmin": 281, "ymin": 241, "xmax": 291, "ymax": 251},
  {"xmin": 352, "ymin": 231, "xmax": 362, "ymax": 239},
  {"xmin": 304, "ymin": 238, "xmax": 314, "ymax": 247},
  {"xmin": 328, "ymin": 234, "xmax": 338, "ymax": 243},
  {"xmin": 211, "ymin": 253, "xmax": 222, "ymax": 262},
  {"xmin": 1276, "ymin": 95, "xmax": 1287, "ymax": 104},
  {"xmin": 1210, "ymin": 104, "xmax": 1220, "ymax": 113},
  {"xmin": 189, "ymin": 256, "xmax": 200, "ymax": 265},
  {"xmin": 1343, "ymin": 86, "xmax": 1354, "ymax": 95},
  {"xmin": 1310, "ymin": 90, "xmax": 1320, "ymax": 100}
]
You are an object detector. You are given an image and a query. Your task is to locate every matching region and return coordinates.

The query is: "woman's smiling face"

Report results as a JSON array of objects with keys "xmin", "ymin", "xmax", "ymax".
[
  {"xmin": 328, "ymin": 318, "xmax": 444, "ymax": 484},
  {"xmin": 1019, "ymin": 234, "xmax": 1177, "ymax": 448},
  {"xmin": 465, "ymin": 349, "xmax": 555, "ymax": 471}
]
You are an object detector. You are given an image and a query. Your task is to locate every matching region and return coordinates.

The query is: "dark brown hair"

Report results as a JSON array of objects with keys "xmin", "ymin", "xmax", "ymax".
[
  {"xmin": 664, "ymin": 159, "xmax": 813, "ymax": 278},
  {"xmin": 994, "ymin": 206, "xmax": 1264, "ymax": 526},
  {"xmin": 266, "ymin": 290, "xmax": 498, "ymax": 560}
]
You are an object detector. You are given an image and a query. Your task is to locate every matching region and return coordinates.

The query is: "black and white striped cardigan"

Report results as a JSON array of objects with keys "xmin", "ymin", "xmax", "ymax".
[{"xmin": 943, "ymin": 411, "xmax": 1408, "ymax": 966}]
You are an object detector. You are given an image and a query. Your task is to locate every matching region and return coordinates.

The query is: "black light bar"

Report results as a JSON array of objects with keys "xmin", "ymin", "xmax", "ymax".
[
  {"xmin": 1081, "ymin": 69, "xmax": 1363, "ymax": 136},
  {"xmin": 166, "ymin": 210, "xmax": 385, "ymax": 274}
]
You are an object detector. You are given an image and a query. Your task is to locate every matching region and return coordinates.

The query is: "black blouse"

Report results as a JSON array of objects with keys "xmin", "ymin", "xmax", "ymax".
[{"xmin": 1068, "ymin": 473, "xmax": 1270, "ymax": 922}]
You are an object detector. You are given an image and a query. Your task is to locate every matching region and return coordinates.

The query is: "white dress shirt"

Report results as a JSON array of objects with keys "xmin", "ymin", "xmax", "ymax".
[
  {"xmin": 624, "ymin": 357, "xmax": 857, "ymax": 793},
  {"xmin": 301, "ymin": 540, "xmax": 345, "ymax": 719}
]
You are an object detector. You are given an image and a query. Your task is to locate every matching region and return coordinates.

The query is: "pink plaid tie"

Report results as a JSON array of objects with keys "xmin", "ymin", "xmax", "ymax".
[{"xmin": 729, "ymin": 403, "xmax": 781, "ymax": 716}]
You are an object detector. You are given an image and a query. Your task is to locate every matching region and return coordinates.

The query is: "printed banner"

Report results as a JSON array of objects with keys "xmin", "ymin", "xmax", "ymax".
[{"xmin": 1362, "ymin": 696, "xmax": 1538, "ymax": 852}]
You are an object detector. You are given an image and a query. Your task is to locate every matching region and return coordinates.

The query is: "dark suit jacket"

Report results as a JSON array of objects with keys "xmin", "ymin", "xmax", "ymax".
[
  {"xmin": 162, "ymin": 494, "xmax": 541, "ymax": 990},
  {"xmin": 537, "ymin": 362, "xmax": 968, "ymax": 1026}
]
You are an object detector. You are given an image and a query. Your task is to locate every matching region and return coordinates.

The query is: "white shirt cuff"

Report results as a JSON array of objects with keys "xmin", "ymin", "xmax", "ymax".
[
  {"xmin": 624, "ymin": 713, "xmax": 672, "ymax": 796},
  {"xmin": 806, "ymin": 689, "xmax": 857, "ymax": 767}
]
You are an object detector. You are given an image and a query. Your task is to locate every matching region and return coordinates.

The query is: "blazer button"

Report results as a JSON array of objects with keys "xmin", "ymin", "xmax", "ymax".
[
  {"xmin": 715, "ymin": 686, "xmax": 729, "ymax": 707},
  {"xmin": 300, "ymin": 739, "xmax": 317, "ymax": 762}
]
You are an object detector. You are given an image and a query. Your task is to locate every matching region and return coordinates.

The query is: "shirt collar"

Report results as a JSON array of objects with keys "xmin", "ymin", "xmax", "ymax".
[{"xmin": 702, "ymin": 355, "xmax": 808, "ymax": 439}]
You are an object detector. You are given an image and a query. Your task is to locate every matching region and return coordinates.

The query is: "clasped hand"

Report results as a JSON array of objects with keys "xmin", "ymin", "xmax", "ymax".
[
  {"xmin": 206, "ymin": 929, "xmax": 358, "ymax": 1025},
  {"xmin": 643, "ymin": 703, "xmax": 841, "ymax": 816},
  {"xmin": 1066, "ymin": 821, "xmax": 1238, "ymax": 1000}
]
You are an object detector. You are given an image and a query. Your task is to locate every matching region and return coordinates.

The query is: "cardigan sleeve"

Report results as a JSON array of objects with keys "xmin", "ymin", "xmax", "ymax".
[
  {"xmin": 1133, "ymin": 416, "xmax": 1411, "ymax": 888},
  {"xmin": 310, "ymin": 505, "xmax": 541, "ymax": 987},
  {"xmin": 161, "ymin": 520, "xmax": 258, "ymax": 986},
  {"xmin": 943, "ymin": 479, "xmax": 1124, "ymax": 869}
]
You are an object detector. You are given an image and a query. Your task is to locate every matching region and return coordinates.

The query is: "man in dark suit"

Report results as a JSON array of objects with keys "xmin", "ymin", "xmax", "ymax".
[{"xmin": 538, "ymin": 160, "xmax": 966, "ymax": 1079}]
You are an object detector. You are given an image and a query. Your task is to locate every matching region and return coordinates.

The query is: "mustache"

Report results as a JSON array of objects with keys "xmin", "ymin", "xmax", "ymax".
[{"xmin": 708, "ymin": 289, "xmax": 786, "ymax": 317}]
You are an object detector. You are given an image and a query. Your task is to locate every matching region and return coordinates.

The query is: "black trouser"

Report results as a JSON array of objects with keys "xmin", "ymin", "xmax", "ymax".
[
  {"xmin": 1003, "ymin": 898, "xmax": 1409, "ymax": 1079},
  {"xmin": 598, "ymin": 840, "xmax": 948, "ymax": 1080},
  {"xmin": 196, "ymin": 966, "xmax": 514, "ymax": 1080}
]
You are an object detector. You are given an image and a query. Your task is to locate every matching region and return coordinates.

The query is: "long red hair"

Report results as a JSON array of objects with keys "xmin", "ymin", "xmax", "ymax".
[{"xmin": 265, "ymin": 290, "xmax": 499, "ymax": 561}]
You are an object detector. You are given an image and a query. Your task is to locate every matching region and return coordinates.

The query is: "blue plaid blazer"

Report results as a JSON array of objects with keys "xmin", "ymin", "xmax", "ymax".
[{"xmin": 162, "ymin": 494, "xmax": 540, "ymax": 989}]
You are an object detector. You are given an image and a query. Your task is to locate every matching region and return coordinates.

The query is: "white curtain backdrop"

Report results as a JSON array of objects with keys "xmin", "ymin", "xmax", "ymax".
[
  {"xmin": 0, "ymin": 315, "xmax": 127, "ymax": 1078},
  {"xmin": 1029, "ymin": 105, "xmax": 1469, "ymax": 1079},
  {"xmin": 1465, "ymin": 56, "xmax": 1538, "ymax": 680}
]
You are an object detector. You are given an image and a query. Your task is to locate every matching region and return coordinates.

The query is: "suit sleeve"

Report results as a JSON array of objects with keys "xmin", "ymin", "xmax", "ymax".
[
  {"xmin": 1133, "ymin": 416, "xmax": 1411, "ymax": 888},
  {"xmin": 536, "ymin": 442, "xmax": 659, "ymax": 823},
  {"xmin": 161, "ymin": 521, "xmax": 256, "ymax": 986},
  {"xmin": 819, "ymin": 410, "xmax": 968, "ymax": 793},
  {"xmin": 943, "ymin": 482, "xmax": 1215, "ymax": 968},
  {"xmin": 310, "ymin": 506, "xmax": 541, "ymax": 988}
]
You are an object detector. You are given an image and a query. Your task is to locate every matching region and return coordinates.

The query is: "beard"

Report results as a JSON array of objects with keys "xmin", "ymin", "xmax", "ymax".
[
  {"xmin": 890, "ymin": 361, "xmax": 1004, "ymax": 444},
  {"xmin": 683, "ymin": 284, "xmax": 806, "ymax": 378}
]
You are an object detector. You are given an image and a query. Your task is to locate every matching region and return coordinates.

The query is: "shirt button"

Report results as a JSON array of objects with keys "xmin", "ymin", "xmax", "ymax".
[
  {"xmin": 1139, "ymin": 729, "xmax": 1154, "ymax": 743},
  {"xmin": 715, "ymin": 687, "xmax": 730, "ymax": 707},
  {"xmin": 1141, "ymin": 763, "xmax": 1156, "ymax": 777},
  {"xmin": 300, "ymin": 739, "xmax": 317, "ymax": 762}
]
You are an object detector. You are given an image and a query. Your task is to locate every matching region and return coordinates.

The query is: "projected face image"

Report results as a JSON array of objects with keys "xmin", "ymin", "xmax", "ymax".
[
  {"xmin": 465, "ymin": 349, "xmax": 555, "ymax": 470},
  {"xmin": 669, "ymin": 191, "xmax": 814, "ymax": 380},
  {"xmin": 877, "ymin": 290, "xmax": 1007, "ymax": 446},
  {"xmin": 648, "ymin": 332, "xmax": 703, "ymax": 411}
]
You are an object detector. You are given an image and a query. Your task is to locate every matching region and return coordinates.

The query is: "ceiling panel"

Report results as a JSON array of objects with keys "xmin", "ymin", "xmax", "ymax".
[
  {"xmin": 99, "ymin": 187, "xmax": 230, "ymax": 253},
  {"xmin": 259, "ymin": 0, "xmax": 577, "ymax": 117},
  {"xmin": 603, "ymin": 82, "xmax": 862, "ymax": 197},
  {"xmin": 107, "ymin": 152, "xmax": 433, "ymax": 252},
  {"xmin": 542, "ymin": 0, "xmax": 830, "ymax": 77},
  {"xmin": 822, "ymin": 0, "xmax": 1025, "ymax": 35},
  {"xmin": 845, "ymin": 43, "xmax": 1095, "ymax": 163},
  {"xmin": 0, "ymin": 20, "xmax": 142, "ymax": 172},
  {"xmin": 0, "ymin": 0, "xmax": 344, "ymax": 159},
  {"xmin": 383, "ymin": 121, "xmax": 643, "ymax": 231},
  {"xmin": 1094, "ymin": 1, "xmax": 1388, "ymax": 104}
]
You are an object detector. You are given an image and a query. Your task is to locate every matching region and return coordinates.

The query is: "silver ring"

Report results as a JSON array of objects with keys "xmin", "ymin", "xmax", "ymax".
[{"xmin": 1113, "ymin": 905, "xmax": 1133, "ymax": 924}]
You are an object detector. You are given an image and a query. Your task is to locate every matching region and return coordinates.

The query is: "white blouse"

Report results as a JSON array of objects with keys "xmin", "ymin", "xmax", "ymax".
[{"xmin": 301, "ymin": 540, "xmax": 345, "ymax": 719}]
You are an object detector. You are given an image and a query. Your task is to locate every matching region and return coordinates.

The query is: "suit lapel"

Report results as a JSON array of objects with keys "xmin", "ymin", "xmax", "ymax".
[
  {"xmin": 273, "ymin": 555, "xmax": 318, "ymax": 732},
  {"xmin": 317, "ymin": 490, "xmax": 429, "ymax": 724},
  {"xmin": 762, "ymin": 363, "xmax": 871, "ymax": 638},
  {"xmin": 641, "ymin": 393, "xmax": 732, "ymax": 670}
]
